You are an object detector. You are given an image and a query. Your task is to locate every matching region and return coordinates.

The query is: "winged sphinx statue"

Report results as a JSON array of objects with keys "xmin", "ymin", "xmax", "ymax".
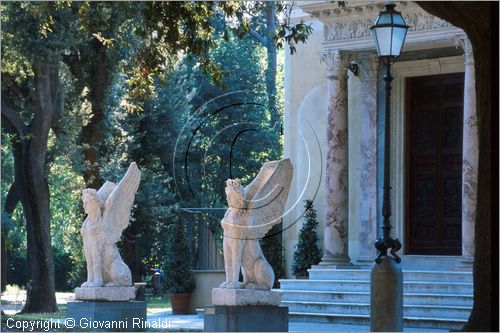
[
  {"xmin": 218, "ymin": 159, "xmax": 293, "ymax": 290},
  {"xmin": 80, "ymin": 162, "xmax": 141, "ymax": 288}
]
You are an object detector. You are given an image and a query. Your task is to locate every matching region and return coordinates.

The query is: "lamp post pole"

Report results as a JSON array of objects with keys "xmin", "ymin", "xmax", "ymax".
[
  {"xmin": 375, "ymin": 56, "xmax": 402, "ymax": 264},
  {"xmin": 369, "ymin": 3, "xmax": 409, "ymax": 331}
]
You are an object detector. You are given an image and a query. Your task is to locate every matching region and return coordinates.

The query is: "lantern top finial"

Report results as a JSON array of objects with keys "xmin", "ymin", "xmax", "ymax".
[{"xmin": 384, "ymin": 2, "xmax": 397, "ymax": 11}]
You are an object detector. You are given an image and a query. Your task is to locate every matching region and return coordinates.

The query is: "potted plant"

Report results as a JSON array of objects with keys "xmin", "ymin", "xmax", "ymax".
[
  {"xmin": 163, "ymin": 217, "xmax": 196, "ymax": 314},
  {"xmin": 291, "ymin": 200, "xmax": 321, "ymax": 279}
]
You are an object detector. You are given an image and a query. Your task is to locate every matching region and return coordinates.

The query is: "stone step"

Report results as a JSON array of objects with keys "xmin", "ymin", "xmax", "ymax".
[
  {"xmin": 308, "ymin": 269, "xmax": 472, "ymax": 283},
  {"xmin": 279, "ymin": 279, "xmax": 473, "ymax": 295},
  {"xmin": 289, "ymin": 312, "xmax": 467, "ymax": 330},
  {"xmin": 279, "ymin": 290, "xmax": 370, "ymax": 303},
  {"xmin": 278, "ymin": 290, "xmax": 473, "ymax": 307},
  {"xmin": 404, "ymin": 293, "xmax": 473, "ymax": 307},
  {"xmin": 283, "ymin": 301, "xmax": 471, "ymax": 319}
]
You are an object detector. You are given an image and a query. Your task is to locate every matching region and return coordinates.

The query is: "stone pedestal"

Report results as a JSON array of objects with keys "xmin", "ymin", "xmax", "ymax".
[
  {"xmin": 370, "ymin": 257, "xmax": 403, "ymax": 332},
  {"xmin": 204, "ymin": 305, "xmax": 288, "ymax": 332},
  {"xmin": 204, "ymin": 288, "xmax": 288, "ymax": 332},
  {"xmin": 212, "ymin": 288, "xmax": 281, "ymax": 306},
  {"xmin": 75, "ymin": 286, "xmax": 136, "ymax": 301},
  {"xmin": 67, "ymin": 301, "xmax": 147, "ymax": 332}
]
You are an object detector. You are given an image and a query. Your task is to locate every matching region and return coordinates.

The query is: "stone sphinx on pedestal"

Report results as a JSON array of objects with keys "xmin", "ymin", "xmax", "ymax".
[
  {"xmin": 204, "ymin": 159, "xmax": 293, "ymax": 332},
  {"xmin": 68, "ymin": 163, "xmax": 146, "ymax": 331}
]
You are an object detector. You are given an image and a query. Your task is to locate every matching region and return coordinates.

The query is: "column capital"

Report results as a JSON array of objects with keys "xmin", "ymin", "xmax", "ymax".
[
  {"xmin": 357, "ymin": 53, "xmax": 379, "ymax": 81},
  {"xmin": 321, "ymin": 50, "xmax": 357, "ymax": 79},
  {"xmin": 455, "ymin": 36, "xmax": 473, "ymax": 66}
]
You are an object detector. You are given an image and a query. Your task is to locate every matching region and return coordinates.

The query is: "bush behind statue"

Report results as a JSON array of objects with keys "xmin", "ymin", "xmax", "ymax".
[
  {"xmin": 162, "ymin": 217, "xmax": 196, "ymax": 294},
  {"xmin": 291, "ymin": 200, "xmax": 321, "ymax": 278}
]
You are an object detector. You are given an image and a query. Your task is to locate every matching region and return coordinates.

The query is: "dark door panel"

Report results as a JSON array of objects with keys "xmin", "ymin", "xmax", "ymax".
[{"xmin": 406, "ymin": 73, "xmax": 464, "ymax": 255}]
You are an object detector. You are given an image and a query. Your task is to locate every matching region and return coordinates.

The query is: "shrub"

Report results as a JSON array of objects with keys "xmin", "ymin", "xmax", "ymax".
[
  {"xmin": 291, "ymin": 200, "xmax": 321, "ymax": 278},
  {"xmin": 162, "ymin": 217, "xmax": 196, "ymax": 294}
]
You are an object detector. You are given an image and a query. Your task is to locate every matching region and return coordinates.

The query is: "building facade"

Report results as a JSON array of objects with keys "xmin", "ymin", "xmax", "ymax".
[{"xmin": 282, "ymin": 1, "xmax": 477, "ymax": 277}]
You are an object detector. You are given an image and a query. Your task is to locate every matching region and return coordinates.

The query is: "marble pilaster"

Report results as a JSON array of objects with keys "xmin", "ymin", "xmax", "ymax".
[
  {"xmin": 456, "ymin": 37, "xmax": 477, "ymax": 267},
  {"xmin": 356, "ymin": 54, "xmax": 379, "ymax": 265},
  {"xmin": 320, "ymin": 50, "xmax": 354, "ymax": 266}
]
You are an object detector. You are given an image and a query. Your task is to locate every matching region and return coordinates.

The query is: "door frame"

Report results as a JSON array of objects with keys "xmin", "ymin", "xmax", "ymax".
[{"xmin": 389, "ymin": 56, "xmax": 464, "ymax": 255}]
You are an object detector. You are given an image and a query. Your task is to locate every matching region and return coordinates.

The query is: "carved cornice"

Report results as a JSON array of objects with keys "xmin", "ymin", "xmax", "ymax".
[
  {"xmin": 299, "ymin": 1, "xmax": 460, "ymax": 52},
  {"xmin": 302, "ymin": 1, "xmax": 385, "ymax": 19}
]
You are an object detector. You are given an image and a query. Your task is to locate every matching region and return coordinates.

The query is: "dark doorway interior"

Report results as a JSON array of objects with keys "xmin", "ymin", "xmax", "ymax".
[{"xmin": 405, "ymin": 73, "xmax": 464, "ymax": 255}]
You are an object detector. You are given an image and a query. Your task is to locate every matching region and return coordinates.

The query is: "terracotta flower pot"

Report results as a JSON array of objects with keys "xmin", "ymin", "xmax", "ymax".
[{"xmin": 170, "ymin": 293, "xmax": 192, "ymax": 314}]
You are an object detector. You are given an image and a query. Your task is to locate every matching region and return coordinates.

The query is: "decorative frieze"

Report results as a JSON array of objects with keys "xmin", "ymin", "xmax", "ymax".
[{"xmin": 323, "ymin": 12, "xmax": 453, "ymax": 42}]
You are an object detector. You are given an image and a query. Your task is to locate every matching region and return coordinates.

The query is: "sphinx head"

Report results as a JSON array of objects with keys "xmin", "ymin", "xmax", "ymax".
[
  {"xmin": 225, "ymin": 179, "xmax": 245, "ymax": 209},
  {"xmin": 81, "ymin": 188, "xmax": 104, "ymax": 216}
]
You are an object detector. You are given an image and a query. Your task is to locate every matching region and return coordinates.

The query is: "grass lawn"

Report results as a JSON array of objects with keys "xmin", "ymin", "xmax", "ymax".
[
  {"xmin": 145, "ymin": 294, "xmax": 171, "ymax": 314},
  {"xmin": 1, "ymin": 290, "xmax": 179, "ymax": 331}
]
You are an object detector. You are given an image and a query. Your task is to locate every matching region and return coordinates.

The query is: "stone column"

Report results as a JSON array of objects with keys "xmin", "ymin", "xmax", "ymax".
[
  {"xmin": 320, "ymin": 50, "xmax": 353, "ymax": 266},
  {"xmin": 356, "ymin": 54, "xmax": 379, "ymax": 265},
  {"xmin": 456, "ymin": 36, "xmax": 477, "ymax": 267}
]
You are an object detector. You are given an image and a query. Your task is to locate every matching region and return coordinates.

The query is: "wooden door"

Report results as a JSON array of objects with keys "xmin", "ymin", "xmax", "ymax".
[{"xmin": 406, "ymin": 73, "xmax": 464, "ymax": 255}]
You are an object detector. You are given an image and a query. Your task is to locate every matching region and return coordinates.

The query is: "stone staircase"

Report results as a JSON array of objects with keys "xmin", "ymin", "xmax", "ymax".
[{"xmin": 276, "ymin": 267, "xmax": 473, "ymax": 330}]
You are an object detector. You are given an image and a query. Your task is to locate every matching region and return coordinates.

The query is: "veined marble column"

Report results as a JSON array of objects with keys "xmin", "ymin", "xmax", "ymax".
[
  {"xmin": 456, "ymin": 37, "xmax": 477, "ymax": 267},
  {"xmin": 356, "ymin": 54, "xmax": 379, "ymax": 265},
  {"xmin": 320, "ymin": 50, "xmax": 353, "ymax": 266}
]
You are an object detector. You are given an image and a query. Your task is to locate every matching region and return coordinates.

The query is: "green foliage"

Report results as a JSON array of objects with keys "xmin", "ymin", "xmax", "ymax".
[
  {"xmin": 145, "ymin": 294, "xmax": 171, "ymax": 310},
  {"xmin": 162, "ymin": 217, "xmax": 196, "ymax": 294},
  {"xmin": 53, "ymin": 247, "xmax": 72, "ymax": 291},
  {"xmin": 171, "ymin": 33, "xmax": 282, "ymax": 209},
  {"xmin": 291, "ymin": 200, "xmax": 322, "ymax": 278}
]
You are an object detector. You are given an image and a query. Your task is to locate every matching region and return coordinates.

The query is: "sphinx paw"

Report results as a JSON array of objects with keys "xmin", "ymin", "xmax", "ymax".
[{"xmin": 218, "ymin": 281, "xmax": 230, "ymax": 288}]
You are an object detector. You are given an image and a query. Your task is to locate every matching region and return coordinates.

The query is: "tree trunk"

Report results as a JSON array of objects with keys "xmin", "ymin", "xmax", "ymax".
[
  {"xmin": 416, "ymin": 2, "xmax": 495, "ymax": 331},
  {"xmin": 265, "ymin": 1, "xmax": 278, "ymax": 127},
  {"xmin": 81, "ymin": 39, "xmax": 111, "ymax": 189},
  {"xmin": 122, "ymin": 226, "xmax": 143, "ymax": 283},
  {"xmin": 2, "ymin": 61, "xmax": 62, "ymax": 313},
  {"xmin": 248, "ymin": 2, "xmax": 279, "ymax": 128},
  {"xmin": 121, "ymin": 106, "xmax": 150, "ymax": 282},
  {"xmin": 20, "ymin": 62, "xmax": 62, "ymax": 313}
]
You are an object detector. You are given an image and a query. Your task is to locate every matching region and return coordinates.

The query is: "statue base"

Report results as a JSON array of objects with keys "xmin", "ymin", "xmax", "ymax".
[
  {"xmin": 67, "ymin": 301, "xmax": 147, "ymax": 332},
  {"xmin": 211, "ymin": 288, "xmax": 281, "ymax": 306},
  {"xmin": 75, "ymin": 286, "xmax": 136, "ymax": 301},
  {"xmin": 203, "ymin": 305, "xmax": 288, "ymax": 332},
  {"xmin": 205, "ymin": 289, "xmax": 287, "ymax": 331}
]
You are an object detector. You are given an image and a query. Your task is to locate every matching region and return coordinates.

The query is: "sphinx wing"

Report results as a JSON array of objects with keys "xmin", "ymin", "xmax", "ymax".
[
  {"xmin": 245, "ymin": 159, "xmax": 293, "ymax": 240},
  {"xmin": 102, "ymin": 163, "xmax": 141, "ymax": 243}
]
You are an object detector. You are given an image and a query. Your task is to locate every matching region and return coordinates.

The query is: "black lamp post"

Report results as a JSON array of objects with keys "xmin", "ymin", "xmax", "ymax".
[{"xmin": 370, "ymin": 2, "xmax": 409, "ymax": 264}]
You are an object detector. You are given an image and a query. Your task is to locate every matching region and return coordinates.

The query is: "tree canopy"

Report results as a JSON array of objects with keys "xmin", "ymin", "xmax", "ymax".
[{"xmin": 1, "ymin": 1, "xmax": 312, "ymax": 313}]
